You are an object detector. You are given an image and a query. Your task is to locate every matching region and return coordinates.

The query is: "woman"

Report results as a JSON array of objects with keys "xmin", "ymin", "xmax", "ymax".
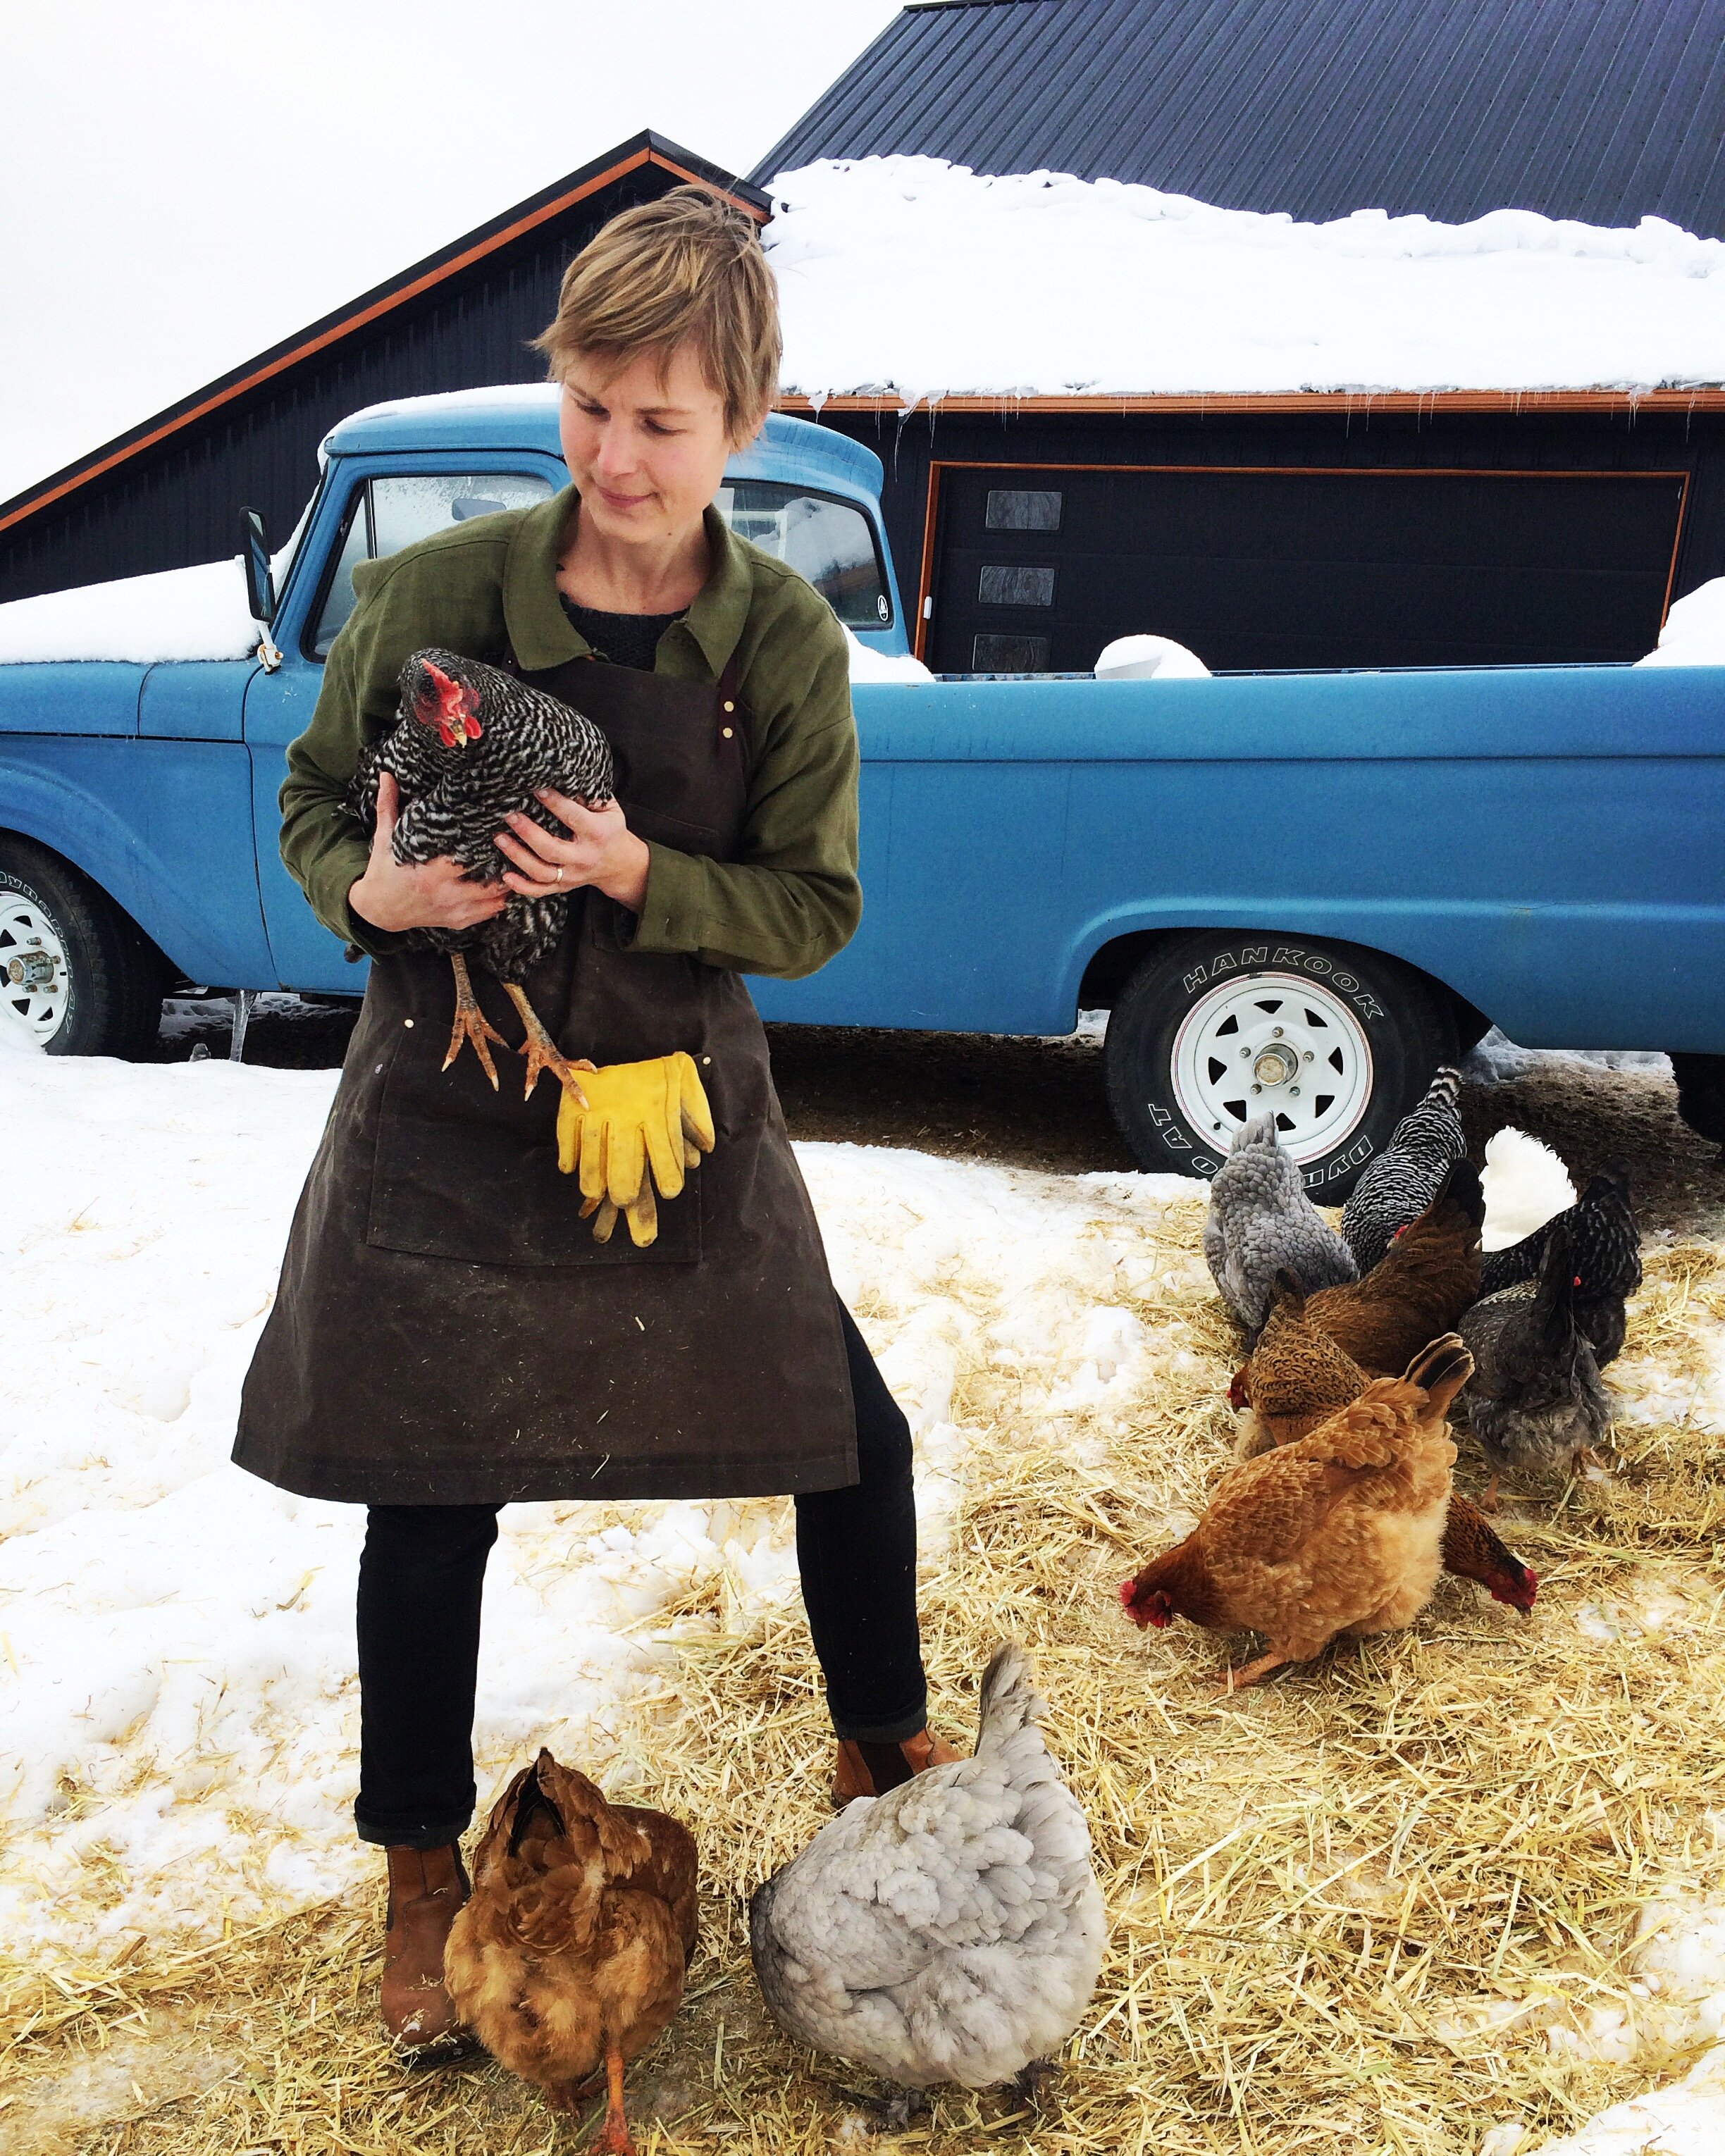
[{"xmin": 234, "ymin": 189, "xmax": 954, "ymax": 2051}]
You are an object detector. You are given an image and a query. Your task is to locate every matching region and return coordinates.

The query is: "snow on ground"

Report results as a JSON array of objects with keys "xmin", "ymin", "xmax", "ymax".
[
  {"xmin": 3, "ymin": 1044, "xmax": 1722, "ymax": 2149},
  {"xmin": 0, "ymin": 1045, "xmax": 1197, "ymax": 1972},
  {"xmin": 766, "ymin": 158, "xmax": 1725, "ymax": 407}
]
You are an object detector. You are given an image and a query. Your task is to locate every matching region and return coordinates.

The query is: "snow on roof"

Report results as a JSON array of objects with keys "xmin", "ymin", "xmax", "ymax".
[
  {"xmin": 765, "ymin": 157, "xmax": 1725, "ymax": 404},
  {"xmin": 0, "ymin": 557, "xmax": 261, "ymax": 667}
]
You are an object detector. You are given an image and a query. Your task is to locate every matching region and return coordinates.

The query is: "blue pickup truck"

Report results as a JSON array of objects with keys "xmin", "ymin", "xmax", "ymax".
[{"xmin": 2, "ymin": 387, "xmax": 1722, "ymax": 1196}]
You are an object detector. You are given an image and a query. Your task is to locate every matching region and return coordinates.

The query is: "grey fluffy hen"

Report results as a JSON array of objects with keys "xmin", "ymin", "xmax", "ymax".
[
  {"xmin": 1204, "ymin": 1113, "xmax": 1358, "ymax": 1339},
  {"xmin": 749, "ymin": 1643, "xmax": 1106, "ymax": 2126},
  {"xmin": 348, "ymin": 647, "xmax": 614, "ymax": 1098},
  {"xmin": 1340, "ymin": 1066, "xmax": 1466, "ymax": 1272},
  {"xmin": 1459, "ymin": 1224, "xmax": 1611, "ymax": 1505}
]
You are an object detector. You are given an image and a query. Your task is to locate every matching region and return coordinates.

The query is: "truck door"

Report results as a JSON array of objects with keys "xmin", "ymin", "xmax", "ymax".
[{"xmin": 244, "ymin": 465, "xmax": 555, "ymax": 991}]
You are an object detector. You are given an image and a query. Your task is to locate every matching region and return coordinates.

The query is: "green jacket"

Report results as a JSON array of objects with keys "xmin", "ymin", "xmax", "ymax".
[{"xmin": 278, "ymin": 485, "xmax": 862, "ymax": 978}]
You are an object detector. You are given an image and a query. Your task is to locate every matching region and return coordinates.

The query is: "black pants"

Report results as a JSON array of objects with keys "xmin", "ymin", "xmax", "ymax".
[{"xmin": 354, "ymin": 1302, "xmax": 925, "ymax": 1848}]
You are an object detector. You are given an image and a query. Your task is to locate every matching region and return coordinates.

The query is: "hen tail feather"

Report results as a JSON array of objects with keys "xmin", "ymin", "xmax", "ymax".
[
  {"xmin": 1401, "ymin": 1332, "xmax": 1474, "ymax": 1420},
  {"xmin": 976, "ymin": 1640, "xmax": 1046, "ymax": 1752}
]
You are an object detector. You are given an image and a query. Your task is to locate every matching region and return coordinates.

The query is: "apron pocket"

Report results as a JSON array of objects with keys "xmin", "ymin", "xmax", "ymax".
[{"xmin": 366, "ymin": 1109, "xmax": 703, "ymax": 1268}]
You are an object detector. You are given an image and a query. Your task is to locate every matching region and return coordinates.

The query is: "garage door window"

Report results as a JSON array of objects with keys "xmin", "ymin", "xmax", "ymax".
[{"xmin": 986, "ymin": 488, "xmax": 1062, "ymax": 531}]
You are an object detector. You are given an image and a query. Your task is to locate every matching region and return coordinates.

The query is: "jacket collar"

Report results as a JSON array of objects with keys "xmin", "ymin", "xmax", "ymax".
[{"xmin": 502, "ymin": 484, "xmax": 752, "ymax": 679}]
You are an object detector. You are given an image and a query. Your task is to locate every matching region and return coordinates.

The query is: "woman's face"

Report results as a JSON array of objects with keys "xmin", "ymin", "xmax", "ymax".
[{"xmin": 559, "ymin": 342, "xmax": 742, "ymax": 548}]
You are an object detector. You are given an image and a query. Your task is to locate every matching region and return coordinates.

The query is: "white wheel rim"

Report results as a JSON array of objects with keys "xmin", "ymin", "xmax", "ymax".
[
  {"xmin": 1171, "ymin": 969, "xmax": 1374, "ymax": 1164},
  {"xmin": 0, "ymin": 889, "xmax": 72, "ymax": 1044}
]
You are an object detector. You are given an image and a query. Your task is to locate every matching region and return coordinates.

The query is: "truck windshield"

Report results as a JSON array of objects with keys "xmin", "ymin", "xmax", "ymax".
[{"xmin": 715, "ymin": 481, "xmax": 892, "ymax": 630}]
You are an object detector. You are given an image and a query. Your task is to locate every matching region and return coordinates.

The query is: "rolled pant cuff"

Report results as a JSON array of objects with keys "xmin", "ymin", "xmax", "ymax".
[
  {"xmin": 829, "ymin": 1694, "xmax": 930, "ymax": 1745},
  {"xmin": 354, "ymin": 1804, "xmax": 473, "ymax": 1852}
]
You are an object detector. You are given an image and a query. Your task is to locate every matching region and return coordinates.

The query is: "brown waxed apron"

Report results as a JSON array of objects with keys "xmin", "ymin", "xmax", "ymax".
[{"xmin": 233, "ymin": 654, "xmax": 857, "ymax": 1506}]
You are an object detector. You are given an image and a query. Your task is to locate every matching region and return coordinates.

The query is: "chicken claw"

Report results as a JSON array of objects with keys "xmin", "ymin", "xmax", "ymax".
[
  {"xmin": 1209, "ymin": 1650, "xmax": 1292, "ymax": 1697},
  {"xmin": 443, "ymin": 953, "xmax": 508, "ymax": 1089},
  {"xmin": 591, "ymin": 2040, "xmax": 639, "ymax": 2155},
  {"xmin": 834, "ymin": 2083, "xmax": 930, "ymax": 2135},
  {"xmin": 500, "ymin": 981, "xmax": 594, "ymax": 1103}
]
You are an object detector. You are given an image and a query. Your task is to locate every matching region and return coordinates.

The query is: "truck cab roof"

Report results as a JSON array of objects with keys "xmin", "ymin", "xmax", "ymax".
[{"xmin": 322, "ymin": 389, "xmax": 886, "ymax": 506}]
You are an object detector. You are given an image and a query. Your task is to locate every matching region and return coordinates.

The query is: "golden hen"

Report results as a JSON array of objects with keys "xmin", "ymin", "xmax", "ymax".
[
  {"xmin": 1122, "ymin": 1336, "xmax": 1473, "ymax": 1690},
  {"xmin": 443, "ymin": 1749, "xmax": 697, "ymax": 2152}
]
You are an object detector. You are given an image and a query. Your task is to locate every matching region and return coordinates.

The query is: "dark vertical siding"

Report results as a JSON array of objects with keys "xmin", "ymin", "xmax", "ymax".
[{"xmin": 753, "ymin": 0, "xmax": 1725, "ymax": 240}]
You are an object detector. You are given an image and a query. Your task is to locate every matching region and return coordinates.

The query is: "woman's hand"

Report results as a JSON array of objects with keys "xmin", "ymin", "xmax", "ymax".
[
  {"xmin": 494, "ymin": 788, "xmax": 651, "ymax": 914},
  {"xmin": 348, "ymin": 771, "xmax": 507, "ymax": 934}
]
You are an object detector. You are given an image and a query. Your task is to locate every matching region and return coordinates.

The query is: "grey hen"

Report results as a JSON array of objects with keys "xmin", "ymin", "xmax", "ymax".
[
  {"xmin": 749, "ymin": 1642, "xmax": 1105, "ymax": 2126},
  {"xmin": 350, "ymin": 647, "xmax": 614, "ymax": 1099},
  {"xmin": 1459, "ymin": 1225, "xmax": 1611, "ymax": 1506},
  {"xmin": 1477, "ymin": 1160, "xmax": 1641, "ymax": 1365},
  {"xmin": 1203, "ymin": 1113, "xmax": 1358, "ymax": 1339},
  {"xmin": 1341, "ymin": 1067, "xmax": 1466, "ymax": 1272}
]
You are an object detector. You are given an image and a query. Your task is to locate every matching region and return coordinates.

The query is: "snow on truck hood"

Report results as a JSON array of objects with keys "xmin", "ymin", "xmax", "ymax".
[
  {"xmin": 0, "ymin": 557, "xmax": 261, "ymax": 667},
  {"xmin": 766, "ymin": 157, "xmax": 1725, "ymax": 404}
]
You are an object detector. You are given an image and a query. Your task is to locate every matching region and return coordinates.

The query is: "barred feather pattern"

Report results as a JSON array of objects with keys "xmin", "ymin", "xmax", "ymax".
[
  {"xmin": 1477, "ymin": 1160, "xmax": 1641, "ymax": 1365},
  {"xmin": 1340, "ymin": 1066, "xmax": 1466, "ymax": 1272},
  {"xmin": 347, "ymin": 647, "xmax": 614, "ymax": 976}
]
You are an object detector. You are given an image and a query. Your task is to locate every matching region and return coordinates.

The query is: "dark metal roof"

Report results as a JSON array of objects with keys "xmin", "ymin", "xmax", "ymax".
[{"xmin": 752, "ymin": 0, "xmax": 1725, "ymax": 238}]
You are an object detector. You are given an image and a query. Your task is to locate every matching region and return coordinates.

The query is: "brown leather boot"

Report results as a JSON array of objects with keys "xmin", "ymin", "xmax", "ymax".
[
  {"xmin": 381, "ymin": 1843, "xmax": 470, "ymax": 2055},
  {"xmin": 832, "ymin": 1728, "xmax": 963, "ymax": 1806}
]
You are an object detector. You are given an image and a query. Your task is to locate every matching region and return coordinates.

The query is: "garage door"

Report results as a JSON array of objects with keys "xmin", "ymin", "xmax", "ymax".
[{"xmin": 925, "ymin": 465, "xmax": 1687, "ymax": 673}]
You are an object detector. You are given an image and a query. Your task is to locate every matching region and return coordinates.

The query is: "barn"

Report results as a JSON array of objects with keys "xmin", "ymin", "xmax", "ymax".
[
  {"xmin": 755, "ymin": 0, "xmax": 1725, "ymax": 674},
  {"xmin": 4, "ymin": 0, "xmax": 1724, "ymax": 677}
]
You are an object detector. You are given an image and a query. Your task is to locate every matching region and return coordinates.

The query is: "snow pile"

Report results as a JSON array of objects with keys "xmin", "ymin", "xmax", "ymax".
[
  {"xmin": 0, "ymin": 557, "xmax": 260, "ymax": 667},
  {"xmin": 1637, "ymin": 576, "xmax": 1725, "ymax": 669},
  {"xmin": 1463, "ymin": 1027, "xmax": 1674, "ymax": 1086},
  {"xmin": 0, "ymin": 1045, "xmax": 1197, "ymax": 1969},
  {"xmin": 1094, "ymin": 633, "xmax": 1211, "ymax": 681},
  {"xmin": 1528, "ymin": 2044, "xmax": 1725, "ymax": 2155},
  {"xmin": 766, "ymin": 158, "xmax": 1725, "ymax": 403},
  {"xmin": 844, "ymin": 626, "xmax": 934, "ymax": 683}
]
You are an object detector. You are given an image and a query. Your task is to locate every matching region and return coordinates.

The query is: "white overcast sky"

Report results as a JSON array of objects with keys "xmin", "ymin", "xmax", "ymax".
[{"xmin": 0, "ymin": 0, "xmax": 898, "ymax": 506}]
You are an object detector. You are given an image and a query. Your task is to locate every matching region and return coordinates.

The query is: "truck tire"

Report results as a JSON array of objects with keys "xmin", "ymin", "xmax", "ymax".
[
  {"xmin": 1103, "ymin": 930, "xmax": 1461, "ymax": 1202},
  {"xmin": 0, "ymin": 835, "xmax": 166, "ymax": 1058}
]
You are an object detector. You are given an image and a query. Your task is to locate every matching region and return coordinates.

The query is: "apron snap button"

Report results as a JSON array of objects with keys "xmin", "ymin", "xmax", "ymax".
[
  {"xmin": 722, "ymin": 726, "xmax": 734, "ymax": 738},
  {"xmin": 722, "ymin": 700, "xmax": 735, "ymax": 713},
  {"xmin": 403, "ymin": 1017, "xmax": 414, "ymax": 1028}
]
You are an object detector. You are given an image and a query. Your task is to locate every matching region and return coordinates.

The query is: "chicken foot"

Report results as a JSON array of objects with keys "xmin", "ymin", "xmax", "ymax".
[
  {"xmin": 592, "ymin": 2040, "xmax": 638, "ymax": 2156},
  {"xmin": 500, "ymin": 981, "xmax": 594, "ymax": 1105},
  {"xmin": 1211, "ymin": 1649, "xmax": 1293, "ymax": 1697},
  {"xmin": 834, "ymin": 2083, "xmax": 931, "ymax": 2135},
  {"xmin": 443, "ymin": 953, "xmax": 509, "ymax": 1089}
]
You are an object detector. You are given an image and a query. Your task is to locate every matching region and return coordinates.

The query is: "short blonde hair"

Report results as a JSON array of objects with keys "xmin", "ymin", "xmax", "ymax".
[{"xmin": 533, "ymin": 187, "xmax": 780, "ymax": 443}]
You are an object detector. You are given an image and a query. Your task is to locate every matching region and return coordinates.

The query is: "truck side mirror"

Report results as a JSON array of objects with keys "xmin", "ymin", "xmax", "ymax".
[{"xmin": 240, "ymin": 507, "xmax": 276, "ymax": 625}]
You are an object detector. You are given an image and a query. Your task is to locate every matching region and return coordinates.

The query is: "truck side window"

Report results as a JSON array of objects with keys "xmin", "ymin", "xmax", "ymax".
[
  {"xmin": 307, "ymin": 471, "xmax": 556, "ymax": 658},
  {"xmin": 715, "ymin": 481, "xmax": 892, "ymax": 629}
]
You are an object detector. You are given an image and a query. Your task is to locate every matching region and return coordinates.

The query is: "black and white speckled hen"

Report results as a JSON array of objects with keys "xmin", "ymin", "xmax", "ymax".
[
  {"xmin": 1340, "ymin": 1066, "xmax": 1466, "ymax": 1272},
  {"xmin": 350, "ymin": 648, "xmax": 614, "ymax": 1097},
  {"xmin": 1477, "ymin": 1159, "xmax": 1642, "ymax": 1365}
]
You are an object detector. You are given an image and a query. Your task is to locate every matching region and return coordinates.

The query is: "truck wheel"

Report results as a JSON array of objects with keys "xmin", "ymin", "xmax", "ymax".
[
  {"xmin": 0, "ymin": 836, "xmax": 165, "ymax": 1058},
  {"xmin": 1103, "ymin": 931, "xmax": 1460, "ymax": 1201}
]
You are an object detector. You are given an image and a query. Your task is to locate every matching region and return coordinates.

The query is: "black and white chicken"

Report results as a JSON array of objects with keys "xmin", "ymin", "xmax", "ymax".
[
  {"xmin": 349, "ymin": 648, "xmax": 614, "ymax": 1097},
  {"xmin": 1459, "ymin": 1224, "xmax": 1612, "ymax": 1506},
  {"xmin": 1340, "ymin": 1066, "xmax": 1466, "ymax": 1272},
  {"xmin": 1477, "ymin": 1159, "xmax": 1642, "ymax": 1365}
]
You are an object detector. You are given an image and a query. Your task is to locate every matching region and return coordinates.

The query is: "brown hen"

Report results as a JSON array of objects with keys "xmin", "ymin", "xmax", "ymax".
[
  {"xmin": 1122, "ymin": 1337, "xmax": 1472, "ymax": 1690},
  {"xmin": 1233, "ymin": 1270, "xmax": 1371, "ymax": 1455},
  {"xmin": 1302, "ymin": 1161, "xmax": 1483, "ymax": 1376},
  {"xmin": 443, "ymin": 1749, "xmax": 697, "ymax": 2152}
]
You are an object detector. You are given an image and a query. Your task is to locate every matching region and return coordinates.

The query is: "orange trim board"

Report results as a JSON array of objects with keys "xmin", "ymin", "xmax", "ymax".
[
  {"xmin": 911, "ymin": 459, "xmax": 1693, "ymax": 661},
  {"xmin": 0, "ymin": 147, "xmax": 762, "ymax": 543}
]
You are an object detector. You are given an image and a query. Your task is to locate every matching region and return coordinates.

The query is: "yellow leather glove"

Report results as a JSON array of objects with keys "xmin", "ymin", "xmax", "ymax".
[{"xmin": 555, "ymin": 1052, "xmax": 715, "ymax": 1249}]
